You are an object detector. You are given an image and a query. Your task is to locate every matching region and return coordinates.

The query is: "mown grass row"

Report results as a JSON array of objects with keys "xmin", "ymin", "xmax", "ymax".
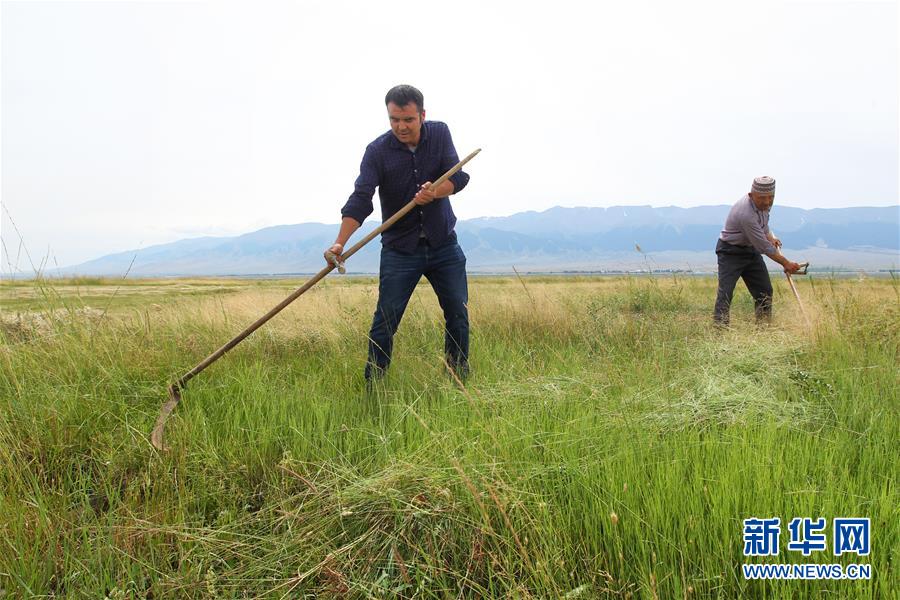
[{"xmin": 1, "ymin": 276, "xmax": 897, "ymax": 597}]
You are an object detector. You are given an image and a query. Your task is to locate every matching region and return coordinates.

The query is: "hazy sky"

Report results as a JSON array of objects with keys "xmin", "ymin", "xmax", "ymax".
[{"xmin": 2, "ymin": 0, "xmax": 897, "ymax": 271}]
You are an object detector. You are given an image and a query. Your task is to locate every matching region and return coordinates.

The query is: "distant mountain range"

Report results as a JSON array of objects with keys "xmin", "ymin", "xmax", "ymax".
[{"xmin": 59, "ymin": 205, "xmax": 899, "ymax": 276}]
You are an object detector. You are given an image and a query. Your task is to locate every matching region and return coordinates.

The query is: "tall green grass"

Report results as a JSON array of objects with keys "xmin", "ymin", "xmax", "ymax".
[{"xmin": 1, "ymin": 275, "xmax": 897, "ymax": 597}]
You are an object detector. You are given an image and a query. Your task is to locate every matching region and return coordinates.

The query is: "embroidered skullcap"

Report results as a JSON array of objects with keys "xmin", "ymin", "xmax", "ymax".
[{"xmin": 752, "ymin": 176, "xmax": 776, "ymax": 194}]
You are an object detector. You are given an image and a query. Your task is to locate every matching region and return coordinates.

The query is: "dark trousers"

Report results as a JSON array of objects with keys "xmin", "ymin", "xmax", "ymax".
[
  {"xmin": 714, "ymin": 239, "xmax": 774, "ymax": 325},
  {"xmin": 366, "ymin": 238, "xmax": 469, "ymax": 378}
]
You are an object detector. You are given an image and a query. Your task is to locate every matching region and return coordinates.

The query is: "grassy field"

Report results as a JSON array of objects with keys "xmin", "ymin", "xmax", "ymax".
[{"xmin": 0, "ymin": 274, "xmax": 897, "ymax": 598}]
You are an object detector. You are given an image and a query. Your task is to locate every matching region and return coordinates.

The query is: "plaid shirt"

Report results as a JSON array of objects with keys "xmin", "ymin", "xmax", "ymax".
[{"xmin": 341, "ymin": 121, "xmax": 470, "ymax": 251}]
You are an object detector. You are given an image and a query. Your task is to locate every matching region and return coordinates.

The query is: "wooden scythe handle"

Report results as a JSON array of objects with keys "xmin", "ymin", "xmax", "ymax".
[{"xmin": 151, "ymin": 148, "xmax": 482, "ymax": 450}]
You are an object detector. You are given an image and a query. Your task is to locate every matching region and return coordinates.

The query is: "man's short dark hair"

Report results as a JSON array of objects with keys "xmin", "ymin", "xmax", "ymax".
[{"xmin": 385, "ymin": 84, "xmax": 424, "ymax": 113}]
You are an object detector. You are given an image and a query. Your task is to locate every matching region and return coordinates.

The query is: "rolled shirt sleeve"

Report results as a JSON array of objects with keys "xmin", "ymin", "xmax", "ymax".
[{"xmin": 440, "ymin": 124, "xmax": 469, "ymax": 195}]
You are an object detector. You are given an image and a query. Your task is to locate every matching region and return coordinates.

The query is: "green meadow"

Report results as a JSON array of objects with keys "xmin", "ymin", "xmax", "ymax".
[{"xmin": 0, "ymin": 274, "xmax": 897, "ymax": 598}]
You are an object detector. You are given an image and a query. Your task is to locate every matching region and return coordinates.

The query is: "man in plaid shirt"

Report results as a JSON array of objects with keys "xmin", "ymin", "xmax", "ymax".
[{"xmin": 325, "ymin": 85, "xmax": 472, "ymax": 383}]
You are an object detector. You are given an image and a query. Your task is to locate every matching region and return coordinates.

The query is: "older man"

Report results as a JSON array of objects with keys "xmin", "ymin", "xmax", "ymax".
[
  {"xmin": 714, "ymin": 176, "xmax": 801, "ymax": 325},
  {"xmin": 324, "ymin": 85, "xmax": 471, "ymax": 382}
]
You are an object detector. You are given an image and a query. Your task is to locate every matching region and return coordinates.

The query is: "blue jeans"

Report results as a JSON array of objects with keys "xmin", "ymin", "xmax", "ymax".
[{"xmin": 366, "ymin": 238, "xmax": 469, "ymax": 378}]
